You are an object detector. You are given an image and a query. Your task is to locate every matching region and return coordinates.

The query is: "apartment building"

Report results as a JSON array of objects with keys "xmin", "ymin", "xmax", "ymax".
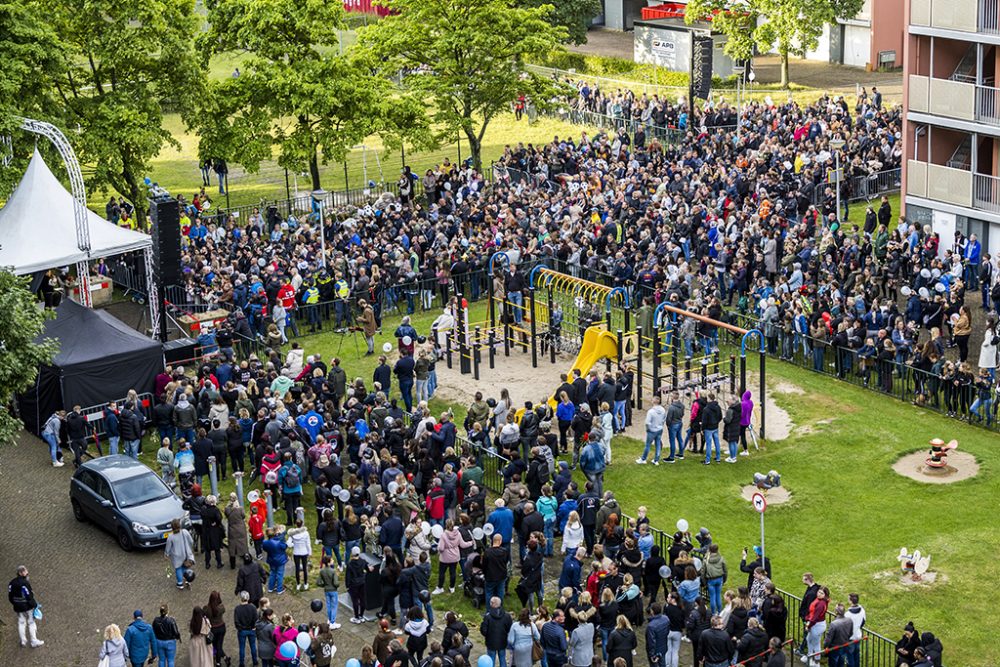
[{"xmin": 902, "ymin": 0, "xmax": 1000, "ymax": 255}]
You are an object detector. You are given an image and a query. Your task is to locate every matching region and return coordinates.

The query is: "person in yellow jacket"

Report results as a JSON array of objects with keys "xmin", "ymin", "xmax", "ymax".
[
  {"xmin": 333, "ymin": 273, "xmax": 350, "ymax": 332},
  {"xmin": 301, "ymin": 279, "xmax": 321, "ymax": 332}
]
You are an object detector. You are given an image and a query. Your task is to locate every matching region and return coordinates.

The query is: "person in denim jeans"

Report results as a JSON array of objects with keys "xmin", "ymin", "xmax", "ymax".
[
  {"xmin": 701, "ymin": 544, "xmax": 727, "ymax": 614},
  {"xmin": 261, "ymin": 527, "xmax": 289, "ymax": 594},
  {"xmin": 664, "ymin": 393, "xmax": 685, "ymax": 462},
  {"xmin": 316, "ymin": 557, "xmax": 341, "ymax": 629},
  {"xmin": 41, "ymin": 411, "xmax": 65, "ymax": 467},
  {"xmin": 536, "ymin": 486, "xmax": 559, "ymax": 557},
  {"xmin": 636, "ymin": 395, "xmax": 665, "ymax": 465},
  {"xmin": 151, "ymin": 605, "xmax": 181, "ymax": 667},
  {"xmin": 234, "ymin": 591, "xmax": 259, "ymax": 667},
  {"xmin": 699, "ymin": 394, "xmax": 723, "ymax": 464}
]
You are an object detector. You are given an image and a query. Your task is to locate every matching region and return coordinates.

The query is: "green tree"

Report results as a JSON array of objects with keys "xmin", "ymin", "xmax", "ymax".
[
  {"xmin": 0, "ymin": 270, "xmax": 57, "ymax": 444},
  {"xmin": 36, "ymin": 0, "xmax": 204, "ymax": 224},
  {"xmin": 359, "ymin": 0, "xmax": 568, "ymax": 171},
  {"xmin": 518, "ymin": 0, "xmax": 601, "ymax": 45},
  {"xmin": 685, "ymin": 0, "xmax": 863, "ymax": 87},
  {"xmin": 0, "ymin": 1, "xmax": 63, "ymax": 194},
  {"xmin": 196, "ymin": 0, "xmax": 427, "ymax": 192}
]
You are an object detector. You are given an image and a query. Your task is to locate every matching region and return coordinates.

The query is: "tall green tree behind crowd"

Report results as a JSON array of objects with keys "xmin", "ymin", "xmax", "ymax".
[
  {"xmin": 518, "ymin": 0, "xmax": 601, "ymax": 45},
  {"xmin": 685, "ymin": 0, "xmax": 863, "ymax": 87},
  {"xmin": 0, "ymin": 271, "xmax": 57, "ymax": 444},
  {"xmin": 35, "ymin": 0, "xmax": 203, "ymax": 224},
  {"xmin": 359, "ymin": 0, "xmax": 569, "ymax": 171},
  {"xmin": 196, "ymin": 0, "xmax": 428, "ymax": 192}
]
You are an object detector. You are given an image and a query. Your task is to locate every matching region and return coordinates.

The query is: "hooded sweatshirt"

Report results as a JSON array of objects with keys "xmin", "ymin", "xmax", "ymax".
[{"xmin": 740, "ymin": 391, "xmax": 754, "ymax": 427}]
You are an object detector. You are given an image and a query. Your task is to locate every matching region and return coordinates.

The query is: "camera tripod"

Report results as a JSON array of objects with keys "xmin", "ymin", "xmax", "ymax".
[{"xmin": 336, "ymin": 326, "xmax": 363, "ymax": 355}]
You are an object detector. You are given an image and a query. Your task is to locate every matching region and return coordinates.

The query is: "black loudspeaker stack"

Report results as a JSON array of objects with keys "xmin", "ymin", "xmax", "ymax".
[{"xmin": 149, "ymin": 195, "xmax": 181, "ymax": 341}]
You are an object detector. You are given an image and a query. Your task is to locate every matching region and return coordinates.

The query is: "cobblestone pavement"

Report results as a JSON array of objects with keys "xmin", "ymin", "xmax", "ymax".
[{"xmin": 0, "ymin": 432, "xmax": 382, "ymax": 666}]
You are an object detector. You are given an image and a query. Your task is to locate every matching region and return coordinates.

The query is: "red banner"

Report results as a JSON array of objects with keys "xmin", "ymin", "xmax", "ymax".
[{"xmin": 343, "ymin": 0, "xmax": 392, "ymax": 17}]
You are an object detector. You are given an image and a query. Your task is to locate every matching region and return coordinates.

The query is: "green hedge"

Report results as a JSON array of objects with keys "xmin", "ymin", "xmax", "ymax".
[{"xmin": 533, "ymin": 51, "xmax": 739, "ymax": 88}]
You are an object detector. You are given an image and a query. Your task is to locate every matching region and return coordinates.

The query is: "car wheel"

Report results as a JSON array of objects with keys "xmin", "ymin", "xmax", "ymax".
[
  {"xmin": 117, "ymin": 527, "xmax": 134, "ymax": 552},
  {"xmin": 71, "ymin": 499, "xmax": 87, "ymax": 522}
]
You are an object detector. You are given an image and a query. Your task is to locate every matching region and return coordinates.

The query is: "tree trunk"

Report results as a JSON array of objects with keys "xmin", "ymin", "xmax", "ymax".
[
  {"xmin": 121, "ymin": 164, "xmax": 148, "ymax": 231},
  {"xmin": 464, "ymin": 123, "xmax": 483, "ymax": 173},
  {"xmin": 780, "ymin": 48, "xmax": 790, "ymax": 89},
  {"xmin": 309, "ymin": 144, "xmax": 322, "ymax": 192}
]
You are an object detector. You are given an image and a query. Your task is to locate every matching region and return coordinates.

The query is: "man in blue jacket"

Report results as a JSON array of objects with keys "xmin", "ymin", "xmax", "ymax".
[
  {"xmin": 124, "ymin": 610, "xmax": 157, "ymax": 667},
  {"xmin": 578, "ymin": 433, "xmax": 606, "ymax": 497},
  {"xmin": 262, "ymin": 527, "xmax": 289, "ymax": 594},
  {"xmin": 645, "ymin": 602, "xmax": 670, "ymax": 667},
  {"xmin": 103, "ymin": 403, "xmax": 120, "ymax": 457},
  {"xmin": 541, "ymin": 610, "xmax": 569, "ymax": 667},
  {"xmin": 558, "ymin": 547, "xmax": 584, "ymax": 597},
  {"xmin": 486, "ymin": 498, "xmax": 515, "ymax": 552}
]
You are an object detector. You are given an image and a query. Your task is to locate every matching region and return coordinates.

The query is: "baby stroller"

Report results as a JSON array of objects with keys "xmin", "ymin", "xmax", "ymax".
[{"xmin": 463, "ymin": 552, "xmax": 485, "ymax": 608}]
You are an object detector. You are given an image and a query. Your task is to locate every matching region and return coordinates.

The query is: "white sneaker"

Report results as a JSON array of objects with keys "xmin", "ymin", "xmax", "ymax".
[
  {"xmin": 432, "ymin": 587, "xmax": 445, "ymax": 595},
  {"xmin": 739, "ymin": 450, "xmax": 750, "ymax": 456},
  {"xmin": 449, "ymin": 587, "xmax": 455, "ymax": 594},
  {"xmin": 303, "ymin": 583, "xmax": 309, "ymax": 591},
  {"xmin": 296, "ymin": 584, "xmax": 302, "ymax": 591},
  {"xmin": 331, "ymin": 623, "xmax": 342, "ymax": 629},
  {"xmin": 725, "ymin": 457, "xmax": 736, "ymax": 463},
  {"xmin": 800, "ymin": 656, "xmax": 809, "ymax": 664},
  {"xmin": 30, "ymin": 640, "xmax": 44, "ymax": 648},
  {"xmin": 52, "ymin": 461, "xmax": 65, "ymax": 467},
  {"xmin": 635, "ymin": 458, "xmax": 646, "ymax": 464}
]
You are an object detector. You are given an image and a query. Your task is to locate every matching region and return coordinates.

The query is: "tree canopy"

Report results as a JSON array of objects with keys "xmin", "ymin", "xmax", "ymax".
[
  {"xmin": 0, "ymin": 270, "xmax": 57, "ymax": 444},
  {"xmin": 686, "ymin": 0, "xmax": 864, "ymax": 87},
  {"xmin": 196, "ymin": 0, "xmax": 428, "ymax": 192},
  {"xmin": 517, "ymin": 0, "xmax": 601, "ymax": 45},
  {"xmin": 358, "ymin": 0, "xmax": 569, "ymax": 171}
]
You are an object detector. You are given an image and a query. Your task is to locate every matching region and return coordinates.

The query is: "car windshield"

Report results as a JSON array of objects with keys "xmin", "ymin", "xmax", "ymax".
[{"xmin": 113, "ymin": 473, "xmax": 173, "ymax": 509}]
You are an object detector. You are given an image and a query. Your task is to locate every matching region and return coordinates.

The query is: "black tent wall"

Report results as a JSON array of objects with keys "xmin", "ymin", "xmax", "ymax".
[{"xmin": 17, "ymin": 365, "xmax": 63, "ymax": 436}]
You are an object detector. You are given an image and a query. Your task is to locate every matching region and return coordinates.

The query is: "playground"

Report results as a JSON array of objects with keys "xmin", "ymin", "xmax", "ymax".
[{"xmin": 413, "ymin": 257, "xmax": 1000, "ymax": 665}]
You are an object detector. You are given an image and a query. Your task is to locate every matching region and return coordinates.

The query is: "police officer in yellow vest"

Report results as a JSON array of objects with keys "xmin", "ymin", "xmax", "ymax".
[
  {"xmin": 301, "ymin": 278, "xmax": 321, "ymax": 332},
  {"xmin": 333, "ymin": 273, "xmax": 350, "ymax": 332}
]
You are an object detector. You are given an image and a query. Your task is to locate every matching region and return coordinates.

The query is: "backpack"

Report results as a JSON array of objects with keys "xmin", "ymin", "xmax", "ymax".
[
  {"xmin": 264, "ymin": 469, "xmax": 279, "ymax": 485},
  {"xmin": 536, "ymin": 459, "xmax": 549, "ymax": 481},
  {"xmin": 355, "ymin": 419, "xmax": 370, "ymax": 439},
  {"xmin": 283, "ymin": 466, "xmax": 300, "ymax": 488}
]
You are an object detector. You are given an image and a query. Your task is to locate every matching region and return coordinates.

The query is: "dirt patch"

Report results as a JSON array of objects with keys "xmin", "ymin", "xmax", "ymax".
[
  {"xmin": 873, "ymin": 569, "xmax": 949, "ymax": 590},
  {"xmin": 740, "ymin": 485, "xmax": 792, "ymax": 505},
  {"xmin": 795, "ymin": 417, "xmax": 836, "ymax": 437},
  {"xmin": 773, "ymin": 381, "xmax": 805, "ymax": 395},
  {"xmin": 892, "ymin": 450, "xmax": 980, "ymax": 484}
]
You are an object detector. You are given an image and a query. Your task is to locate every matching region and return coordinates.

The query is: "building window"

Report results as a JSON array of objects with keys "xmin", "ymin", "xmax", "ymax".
[
  {"xmin": 905, "ymin": 204, "xmax": 933, "ymax": 228},
  {"xmin": 957, "ymin": 215, "xmax": 990, "ymax": 249}
]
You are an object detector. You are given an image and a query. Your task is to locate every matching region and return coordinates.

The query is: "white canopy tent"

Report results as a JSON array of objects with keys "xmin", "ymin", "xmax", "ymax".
[{"xmin": 0, "ymin": 149, "xmax": 152, "ymax": 275}]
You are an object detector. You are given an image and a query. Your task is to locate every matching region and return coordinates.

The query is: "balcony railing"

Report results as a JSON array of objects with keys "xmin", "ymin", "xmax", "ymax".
[
  {"xmin": 976, "ymin": 84, "xmax": 1000, "ymax": 125},
  {"xmin": 982, "ymin": 0, "xmax": 999, "ymax": 33},
  {"xmin": 974, "ymin": 172, "xmax": 1000, "ymax": 213}
]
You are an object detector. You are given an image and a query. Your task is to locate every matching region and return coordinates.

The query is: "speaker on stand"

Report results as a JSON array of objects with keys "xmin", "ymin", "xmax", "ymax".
[{"xmin": 149, "ymin": 194, "xmax": 181, "ymax": 342}]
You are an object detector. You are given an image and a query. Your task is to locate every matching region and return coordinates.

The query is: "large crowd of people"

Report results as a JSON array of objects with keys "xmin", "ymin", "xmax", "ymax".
[{"xmin": 28, "ymin": 80, "xmax": 975, "ymax": 666}]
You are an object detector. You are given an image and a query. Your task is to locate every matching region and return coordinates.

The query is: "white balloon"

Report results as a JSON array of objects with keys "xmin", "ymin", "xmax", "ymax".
[
  {"xmin": 934, "ymin": 282, "xmax": 946, "ymax": 293},
  {"xmin": 920, "ymin": 268, "xmax": 931, "ymax": 279},
  {"xmin": 483, "ymin": 523, "xmax": 495, "ymax": 536},
  {"xmin": 383, "ymin": 342, "xmax": 393, "ymax": 353},
  {"xmin": 431, "ymin": 524, "xmax": 444, "ymax": 539},
  {"xmin": 931, "ymin": 269, "xmax": 941, "ymax": 279},
  {"xmin": 388, "ymin": 481, "xmax": 399, "ymax": 495},
  {"xmin": 950, "ymin": 313, "xmax": 960, "ymax": 324},
  {"xmin": 472, "ymin": 527, "xmax": 484, "ymax": 540},
  {"xmin": 247, "ymin": 490, "xmax": 260, "ymax": 504},
  {"xmin": 332, "ymin": 485, "xmax": 342, "ymax": 494},
  {"xmin": 402, "ymin": 335, "xmax": 413, "ymax": 345},
  {"xmin": 421, "ymin": 520, "xmax": 431, "ymax": 535},
  {"xmin": 676, "ymin": 519, "xmax": 689, "ymax": 533},
  {"xmin": 919, "ymin": 287, "xmax": 930, "ymax": 299},
  {"xmin": 295, "ymin": 632, "xmax": 312, "ymax": 650},
  {"xmin": 338, "ymin": 489, "xmax": 350, "ymax": 502},
  {"xmin": 900, "ymin": 285, "xmax": 912, "ymax": 296},
  {"xmin": 659, "ymin": 565, "xmax": 670, "ymax": 579},
  {"xmin": 693, "ymin": 557, "xmax": 703, "ymax": 571}
]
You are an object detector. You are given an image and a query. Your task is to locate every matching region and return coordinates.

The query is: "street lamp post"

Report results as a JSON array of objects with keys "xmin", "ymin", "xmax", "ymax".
[
  {"xmin": 830, "ymin": 137, "xmax": 846, "ymax": 225},
  {"xmin": 311, "ymin": 189, "xmax": 328, "ymax": 268}
]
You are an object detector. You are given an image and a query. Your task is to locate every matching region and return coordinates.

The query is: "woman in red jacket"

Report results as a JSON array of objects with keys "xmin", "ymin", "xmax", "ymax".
[{"xmin": 804, "ymin": 587, "xmax": 830, "ymax": 667}]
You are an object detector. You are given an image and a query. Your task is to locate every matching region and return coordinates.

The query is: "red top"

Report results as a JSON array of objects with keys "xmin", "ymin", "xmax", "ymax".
[{"xmin": 806, "ymin": 597, "xmax": 828, "ymax": 627}]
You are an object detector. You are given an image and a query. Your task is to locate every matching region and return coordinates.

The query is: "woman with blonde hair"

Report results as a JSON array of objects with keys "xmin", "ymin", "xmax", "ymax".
[
  {"xmin": 606, "ymin": 615, "xmax": 637, "ymax": 667},
  {"xmin": 99, "ymin": 624, "xmax": 129, "ymax": 667},
  {"xmin": 562, "ymin": 510, "xmax": 584, "ymax": 555}
]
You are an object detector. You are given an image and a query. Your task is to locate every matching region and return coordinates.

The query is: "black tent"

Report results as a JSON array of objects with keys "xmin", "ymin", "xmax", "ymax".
[{"xmin": 18, "ymin": 300, "xmax": 163, "ymax": 434}]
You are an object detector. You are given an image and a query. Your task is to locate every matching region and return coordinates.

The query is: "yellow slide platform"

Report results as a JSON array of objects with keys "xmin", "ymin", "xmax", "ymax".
[{"xmin": 548, "ymin": 326, "xmax": 620, "ymax": 409}]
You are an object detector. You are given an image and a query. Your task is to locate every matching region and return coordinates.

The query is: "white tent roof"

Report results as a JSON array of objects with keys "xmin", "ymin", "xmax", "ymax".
[{"xmin": 0, "ymin": 149, "xmax": 151, "ymax": 275}]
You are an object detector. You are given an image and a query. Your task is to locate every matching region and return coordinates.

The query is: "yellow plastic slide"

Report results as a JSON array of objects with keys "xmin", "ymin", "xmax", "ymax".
[{"xmin": 548, "ymin": 326, "xmax": 620, "ymax": 409}]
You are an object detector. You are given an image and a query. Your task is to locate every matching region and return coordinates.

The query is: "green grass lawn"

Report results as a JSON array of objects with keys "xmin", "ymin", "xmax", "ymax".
[
  {"xmin": 137, "ymin": 298, "xmax": 995, "ymax": 664},
  {"xmin": 147, "ymin": 113, "xmax": 594, "ymax": 209}
]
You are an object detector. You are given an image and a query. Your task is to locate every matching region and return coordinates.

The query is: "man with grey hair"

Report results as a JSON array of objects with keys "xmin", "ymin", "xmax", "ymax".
[
  {"xmin": 234, "ymin": 589, "xmax": 259, "ymax": 667},
  {"xmin": 824, "ymin": 603, "xmax": 854, "ymax": 667},
  {"xmin": 480, "ymin": 596, "xmax": 512, "ymax": 667}
]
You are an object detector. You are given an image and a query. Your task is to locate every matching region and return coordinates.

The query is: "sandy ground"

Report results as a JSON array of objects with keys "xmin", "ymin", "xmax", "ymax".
[
  {"xmin": 740, "ymin": 484, "xmax": 792, "ymax": 505},
  {"xmin": 892, "ymin": 450, "xmax": 980, "ymax": 484},
  {"xmin": 434, "ymin": 344, "xmax": 794, "ymax": 442}
]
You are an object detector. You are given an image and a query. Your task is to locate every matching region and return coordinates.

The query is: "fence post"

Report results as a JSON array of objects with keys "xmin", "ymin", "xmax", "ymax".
[
  {"xmin": 446, "ymin": 328, "xmax": 453, "ymax": 369},
  {"xmin": 730, "ymin": 355, "xmax": 737, "ymax": 396},
  {"xmin": 548, "ymin": 286, "xmax": 556, "ymax": 365},
  {"xmin": 458, "ymin": 294, "xmax": 470, "ymax": 375},
  {"xmin": 652, "ymin": 323, "xmax": 661, "ymax": 398},
  {"xmin": 473, "ymin": 325, "xmax": 481, "ymax": 381},
  {"xmin": 529, "ymin": 286, "xmax": 538, "ymax": 368},
  {"xmin": 207, "ymin": 456, "xmax": 219, "ymax": 497},
  {"xmin": 636, "ymin": 325, "xmax": 644, "ymax": 410},
  {"xmin": 700, "ymin": 357, "xmax": 708, "ymax": 389},
  {"xmin": 264, "ymin": 490, "xmax": 274, "ymax": 528},
  {"xmin": 489, "ymin": 329, "xmax": 496, "ymax": 369},
  {"xmin": 759, "ymin": 350, "xmax": 767, "ymax": 441},
  {"xmin": 234, "ymin": 472, "xmax": 245, "ymax": 508},
  {"xmin": 671, "ymin": 340, "xmax": 678, "ymax": 391}
]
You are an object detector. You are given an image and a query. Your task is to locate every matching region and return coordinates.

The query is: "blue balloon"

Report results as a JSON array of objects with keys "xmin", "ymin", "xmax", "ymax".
[
  {"xmin": 478, "ymin": 656, "xmax": 494, "ymax": 667},
  {"xmin": 346, "ymin": 660, "xmax": 361, "ymax": 667},
  {"xmin": 144, "ymin": 177, "xmax": 152, "ymax": 186},
  {"xmin": 279, "ymin": 641, "xmax": 298, "ymax": 659}
]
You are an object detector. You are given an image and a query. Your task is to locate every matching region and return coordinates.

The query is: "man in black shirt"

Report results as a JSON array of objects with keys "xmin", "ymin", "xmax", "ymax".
[
  {"xmin": 700, "ymin": 615, "xmax": 736, "ymax": 667},
  {"xmin": 482, "ymin": 534, "xmax": 510, "ymax": 607}
]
